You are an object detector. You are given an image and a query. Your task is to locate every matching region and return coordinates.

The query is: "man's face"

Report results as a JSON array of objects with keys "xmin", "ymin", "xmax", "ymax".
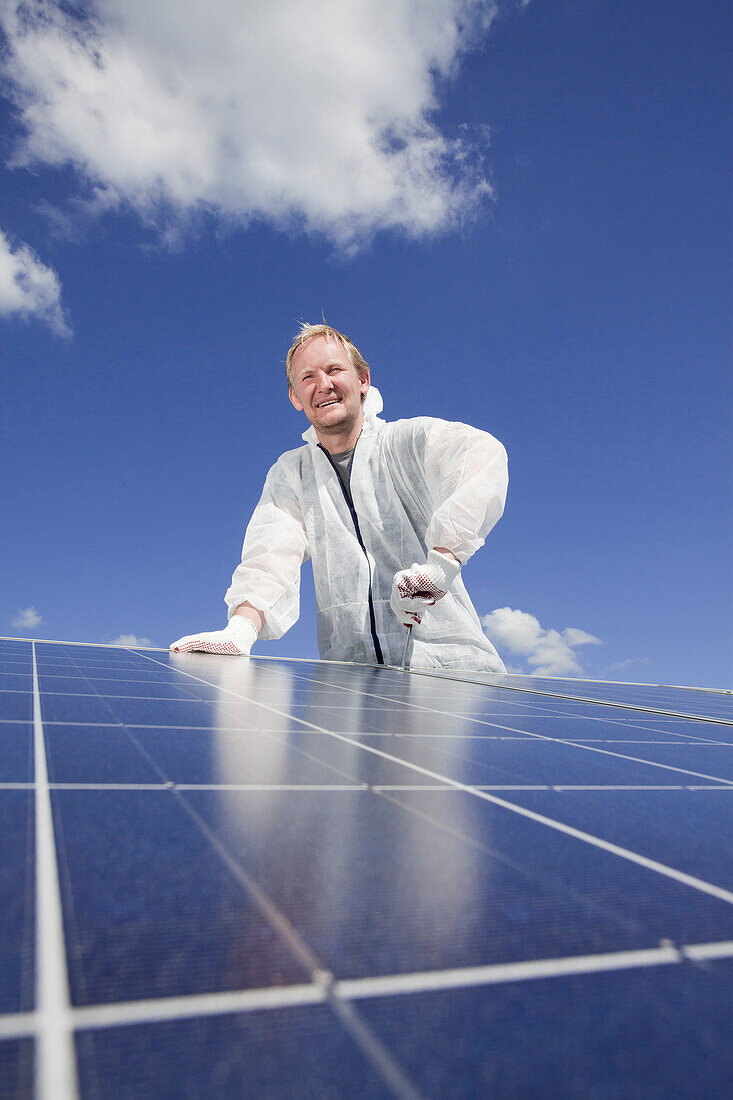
[{"xmin": 289, "ymin": 336, "xmax": 369, "ymax": 438}]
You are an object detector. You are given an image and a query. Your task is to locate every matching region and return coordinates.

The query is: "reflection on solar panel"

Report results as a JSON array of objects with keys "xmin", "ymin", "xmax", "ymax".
[{"xmin": 1, "ymin": 638, "xmax": 732, "ymax": 1097}]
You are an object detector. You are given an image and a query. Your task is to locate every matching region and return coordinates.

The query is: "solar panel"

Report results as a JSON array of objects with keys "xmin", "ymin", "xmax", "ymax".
[{"xmin": 1, "ymin": 637, "xmax": 731, "ymax": 1097}]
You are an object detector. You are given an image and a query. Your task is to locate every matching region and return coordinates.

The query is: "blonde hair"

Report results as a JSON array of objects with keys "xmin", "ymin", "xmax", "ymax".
[{"xmin": 285, "ymin": 322, "xmax": 370, "ymax": 391}]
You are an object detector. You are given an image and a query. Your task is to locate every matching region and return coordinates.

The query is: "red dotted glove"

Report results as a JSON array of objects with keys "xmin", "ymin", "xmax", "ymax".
[
  {"xmin": 169, "ymin": 617, "xmax": 258, "ymax": 655},
  {"xmin": 390, "ymin": 549, "xmax": 461, "ymax": 626}
]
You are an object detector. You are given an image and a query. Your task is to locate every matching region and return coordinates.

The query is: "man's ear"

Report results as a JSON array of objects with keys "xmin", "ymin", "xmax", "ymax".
[
  {"xmin": 359, "ymin": 369, "xmax": 370, "ymax": 399},
  {"xmin": 289, "ymin": 388, "xmax": 304, "ymax": 412}
]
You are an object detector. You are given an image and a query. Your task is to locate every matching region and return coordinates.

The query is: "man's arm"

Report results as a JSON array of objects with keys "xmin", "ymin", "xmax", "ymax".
[
  {"xmin": 423, "ymin": 419, "xmax": 508, "ymax": 562},
  {"xmin": 224, "ymin": 465, "xmax": 309, "ymax": 639},
  {"xmin": 171, "ymin": 462, "xmax": 309, "ymax": 654},
  {"xmin": 389, "ymin": 420, "xmax": 507, "ymax": 626}
]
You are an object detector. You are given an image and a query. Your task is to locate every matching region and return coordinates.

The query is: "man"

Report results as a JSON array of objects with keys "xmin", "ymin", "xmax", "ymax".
[{"xmin": 171, "ymin": 323, "xmax": 507, "ymax": 671}]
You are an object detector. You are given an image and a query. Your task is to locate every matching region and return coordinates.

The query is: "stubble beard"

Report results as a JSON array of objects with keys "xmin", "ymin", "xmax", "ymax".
[{"xmin": 311, "ymin": 402, "xmax": 364, "ymax": 441}]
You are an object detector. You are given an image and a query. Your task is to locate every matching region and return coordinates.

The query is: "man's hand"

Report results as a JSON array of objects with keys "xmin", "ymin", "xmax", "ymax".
[
  {"xmin": 170, "ymin": 617, "xmax": 258, "ymax": 656},
  {"xmin": 390, "ymin": 549, "xmax": 461, "ymax": 626}
]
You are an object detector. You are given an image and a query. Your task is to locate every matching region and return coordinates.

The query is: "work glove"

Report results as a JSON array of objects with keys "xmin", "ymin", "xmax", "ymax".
[
  {"xmin": 390, "ymin": 549, "xmax": 461, "ymax": 626},
  {"xmin": 169, "ymin": 617, "xmax": 258, "ymax": 656}
]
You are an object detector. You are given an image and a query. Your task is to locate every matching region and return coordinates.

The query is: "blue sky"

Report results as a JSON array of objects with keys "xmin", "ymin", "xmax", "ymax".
[{"xmin": 1, "ymin": 0, "xmax": 730, "ymax": 687}]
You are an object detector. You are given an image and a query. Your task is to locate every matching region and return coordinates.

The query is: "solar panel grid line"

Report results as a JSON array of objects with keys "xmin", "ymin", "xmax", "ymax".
[
  {"xmin": 538, "ymin": 739, "xmax": 727, "ymax": 744},
  {"xmin": 333, "ymin": 939, "xmax": 733, "ymax": 999},
  {"xmin": 0, "ymin": 636, "xmax": 168, "ymax": 652},
  {"xmin": 685, "ymin": 786, "xmax": 733, "ymax": 791},
  {"xmin": 136, "ymin": 651, "xmax": 733, "ymax": 906},
  {"xmin": 34, "ymin": 693, "xmax": 210, "ymax": 703},
  {"xmin": 0, "ymin": 1012, "xmax": 36, "ymax": 1042},
  {"xmin": 520, "ymin": 676, "xmax": 733, "ymax": 695},
  {"xmin": 31, "ymin": 643, "xmax": 80, "ymax": 1100},
  {"xmin": 554, "ymin": 738, "xmax": 731, "ymax": 743},
  {"xmin": 2, "ymin": 937, "xmax": 731, "ymax": 1042},
  {"xmin": 74, "ymin": 981, "xmax": 326, "ymax": 1028},
  {"xmin": 4, "ymin": 781, "xmax": 733, "ymax": 792},
  {"xmin": 9, "ymin": 719, "xmax": 731, "ymax": 744},
  {"xmin": 402, "ymin": 736, "xmax": 728, "ymax": 743},
  {"xmin": 50, "ymin": 783, "xmax": 170, "ymax": 792},
  {"xmin": 544, "ymin": 784, "xmax": 733, "ymax": 792},
  {"xmin": 684, "ymin": 940, "xmax": 733, "ymax": 960},
  {"xmin": 375, "ymin": 784, "xmax": 733, "ymax": 792},
  {"xmin": 49, "ymin": 783, "xmax": 369, "ymax": 792}
]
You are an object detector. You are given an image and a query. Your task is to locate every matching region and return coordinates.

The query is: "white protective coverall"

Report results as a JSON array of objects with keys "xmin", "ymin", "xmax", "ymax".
[{"xmin": 225, "ymin": 388, "xmax": 508, "ymax": 672}]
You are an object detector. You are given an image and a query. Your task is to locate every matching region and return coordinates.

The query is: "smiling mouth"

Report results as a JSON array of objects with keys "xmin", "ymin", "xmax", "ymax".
[{"xmin": 315, "ymin": 398, "xmax": 341, "ymax": 408}]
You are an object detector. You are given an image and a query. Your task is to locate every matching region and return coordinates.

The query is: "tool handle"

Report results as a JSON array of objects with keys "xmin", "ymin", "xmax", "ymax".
[{"xmin": 400, "ymin": 624, "xmax": 413, "ymax": 671}]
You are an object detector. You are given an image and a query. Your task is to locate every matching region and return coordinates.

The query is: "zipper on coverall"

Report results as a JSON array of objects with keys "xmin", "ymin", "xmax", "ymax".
[{"xmin": 319, "ymin": 445, "xmax": 385, "ymax": 665}]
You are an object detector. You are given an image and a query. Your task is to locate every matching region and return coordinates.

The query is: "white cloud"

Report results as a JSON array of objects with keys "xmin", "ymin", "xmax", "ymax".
[
  {"xmin": 111, "ymin": 633, "xmax": 153, "ymax": 648},
  {"xmin": 482, "ymin": 607, "xmax": 602, "ymax": 677},
  {"xmin": 12, "ymin": 606, "xmax": 43, "ymax": 629},
  {"xmin": 0, "ymin": 228, "xmax": 71, "ymax": 334},
  {"xmin": 0, "ymin": 0, "xmax": 497, "ymax": 248},
  {"xmin": 605, "ymin": 658, "xmax": 650, "ymax": 674}
]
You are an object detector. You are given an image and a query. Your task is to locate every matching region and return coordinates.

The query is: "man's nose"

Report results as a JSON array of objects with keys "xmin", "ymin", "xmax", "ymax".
[{"xmin": 315, "ymin": 372, "xmax": 334, "ymax": 392}]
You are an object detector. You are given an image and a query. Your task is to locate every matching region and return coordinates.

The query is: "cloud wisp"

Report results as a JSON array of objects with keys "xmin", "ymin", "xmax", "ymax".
[
  {"xmin": 12, "ymin": 606, "xmax": 43, "ymax": 629},
  {"xmin": 110, "ymin": 633, "xmax": 153, "ymax": 648},
  {"xmin": 604, "ymin": 658, "xmax": 650, "ymax": 674},
  {"xmin": 0, "ymin": 228, "xmax": 70, "ymax": 334},
  {"xmin": 0, "ymin": 0, "xmax": 497, "ymax": 248},
  {"xmin": 482, "ymin": 607, "xmax": 602, "ymax": 677}
]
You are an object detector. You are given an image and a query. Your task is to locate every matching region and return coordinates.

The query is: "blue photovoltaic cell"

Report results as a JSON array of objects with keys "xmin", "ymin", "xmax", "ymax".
[
  {"xmin": 1, "ymin": 637, "xmax": 732, "ymax": 1097},
  {"xmin": 53, "ymin": 789, "xmax": 312, "ymax": 1004},
  {"xmin": 0, "ymin": 1037, "xmax": 33, "ymax": 1100},
  {"xmin": 499, "ymin": 788, "xmax": 733, "ymax": 890},
  {"xmin": 0, "ymin": 724, "xmax": 33, "ymax": 783},
  {"xmin": 75, "ymin": 1006, "xmax": 389, "ymax": 1099},
  {"xmin": 45, "ymin": 725, "xmax": 163, "ymax": 785},
  {"xmin": 355, "ymin": 958, "xmax": 733, "ymax": 1098},
  {"xmin": 0, "ymin": 792, "xmax": 34, "ymax": 1014},
  {"xmin": 0, "ymin": 693, "xmax": 33, "ymax": 722}
]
